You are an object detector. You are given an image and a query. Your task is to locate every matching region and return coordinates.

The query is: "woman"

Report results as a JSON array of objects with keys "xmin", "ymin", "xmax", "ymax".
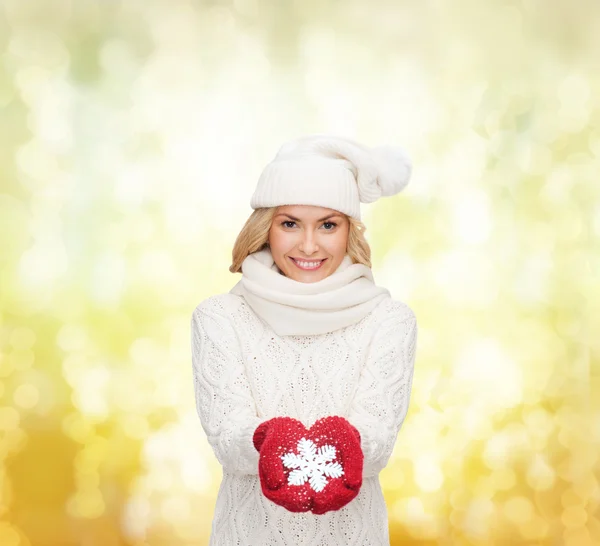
[{"xmin": 191, "ymin": 134, "xmax": 418, "ymax": 545}]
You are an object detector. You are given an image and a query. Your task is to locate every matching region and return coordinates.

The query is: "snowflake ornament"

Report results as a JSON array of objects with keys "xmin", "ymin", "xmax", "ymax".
[{"xmin": 281, "ymin": 437, "xmax": 344, "ymax": 492}]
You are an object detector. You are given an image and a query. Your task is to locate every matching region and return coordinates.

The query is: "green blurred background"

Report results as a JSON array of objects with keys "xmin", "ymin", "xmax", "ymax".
[{"xmin": 0, "ymin": 0, "xmax": 599, "ymax": 544}]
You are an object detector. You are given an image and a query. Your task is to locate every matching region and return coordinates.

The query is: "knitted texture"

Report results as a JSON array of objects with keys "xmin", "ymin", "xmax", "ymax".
[
  {"xmin": 250, "ymin": 134, "xmax": 412, "ymax": 220},
  {"xmin": 191, "ymin": 293, "xmax": 418, "ymax": 546},
  {"xmin": 253, "ymin": 415, "xmax": 363, "ymax": 514}
]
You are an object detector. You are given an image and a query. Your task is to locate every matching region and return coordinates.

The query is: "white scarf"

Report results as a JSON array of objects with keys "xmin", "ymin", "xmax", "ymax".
[{"xmin": 229, "ymin": 247, "xmax": 391, "ymax": 336}]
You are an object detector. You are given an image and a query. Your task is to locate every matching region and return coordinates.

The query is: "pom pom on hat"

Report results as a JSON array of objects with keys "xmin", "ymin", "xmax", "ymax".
[
  {"xmin": 250, "ymin": 134, "xmax": 412, "ymax": 220},
  {"xmin": 365, "ymin": 145, "xmax": 412, "ymax": 202}
]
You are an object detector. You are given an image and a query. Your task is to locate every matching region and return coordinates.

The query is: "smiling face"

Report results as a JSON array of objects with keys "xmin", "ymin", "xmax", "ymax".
[{"xmin": 268, "ymin": 205, "xmax": 350, "ymax": 283}]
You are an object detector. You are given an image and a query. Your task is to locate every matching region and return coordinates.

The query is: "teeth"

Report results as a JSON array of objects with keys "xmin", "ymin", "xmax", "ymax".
[{"xmin": 294, "ymin": 259, "xmax": 323, "ymax": 269}]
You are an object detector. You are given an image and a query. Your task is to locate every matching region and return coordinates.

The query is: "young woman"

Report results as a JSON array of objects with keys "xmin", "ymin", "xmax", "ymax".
[{"xmin": 191, "ymin": 134, "xmax": 418, "ymax": 545}]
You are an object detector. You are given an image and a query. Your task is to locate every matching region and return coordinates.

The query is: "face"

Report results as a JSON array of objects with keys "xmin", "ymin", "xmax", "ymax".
[{"xmin": 268, "ymin": 205, "xmax": 350, "ymax": 283}]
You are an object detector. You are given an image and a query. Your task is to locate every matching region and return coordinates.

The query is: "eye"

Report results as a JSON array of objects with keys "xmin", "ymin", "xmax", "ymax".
[
  {"xmin": 323, "ymin": 222, "xmax": 337, "ymax": 230},
  {"xmin": 282, "ymin": 221, "xmax": 296, "ymax": 228}
]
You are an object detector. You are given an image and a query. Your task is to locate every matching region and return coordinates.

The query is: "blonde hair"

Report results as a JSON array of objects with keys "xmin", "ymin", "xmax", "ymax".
[{"xmin": 229, "ymin": 207, "xmax": 372, "ymax": 273}]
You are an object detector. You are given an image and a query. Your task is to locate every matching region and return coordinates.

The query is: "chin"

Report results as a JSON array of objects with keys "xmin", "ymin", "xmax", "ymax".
[
  {"xmin": 294, "ymin": 275, "xmax": 326, "ymax": 283},
  {"xmin": 291, "ymin": 269, "xmax": 330, "ymax": 283}
]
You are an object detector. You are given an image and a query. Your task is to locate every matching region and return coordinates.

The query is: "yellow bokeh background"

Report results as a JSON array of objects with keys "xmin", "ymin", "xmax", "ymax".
[{"xmin": 1, "ymin": 0, "xmax": 599, "ymax": 544}]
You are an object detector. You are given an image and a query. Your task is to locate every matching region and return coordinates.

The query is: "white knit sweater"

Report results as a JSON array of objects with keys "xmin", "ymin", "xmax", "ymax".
[{"xmin": 190, "ymin": 292, "xmax": 418, "ymax": 546}]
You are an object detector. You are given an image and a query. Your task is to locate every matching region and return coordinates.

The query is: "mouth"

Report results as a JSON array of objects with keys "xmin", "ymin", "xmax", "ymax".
[{"xmin": 289, "ymin": 257, "xmax": 327, "ymax": 271}]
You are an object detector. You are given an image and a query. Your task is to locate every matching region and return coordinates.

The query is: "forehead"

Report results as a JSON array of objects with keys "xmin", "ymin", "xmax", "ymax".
[{"xmin": 275, "ymin": 205, "xmax": 341, "ymax": 218}]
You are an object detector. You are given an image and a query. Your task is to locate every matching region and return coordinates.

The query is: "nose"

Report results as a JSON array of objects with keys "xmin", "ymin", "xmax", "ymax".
[{"xmin": 299, "ymin": 231, "xmax": 319, "ymax": 255}]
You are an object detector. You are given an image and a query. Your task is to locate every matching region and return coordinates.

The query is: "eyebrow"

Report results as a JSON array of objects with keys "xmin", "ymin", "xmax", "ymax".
[{"xmin": 275, "ymin": 213, "xmax": 342, "ymax": 222}]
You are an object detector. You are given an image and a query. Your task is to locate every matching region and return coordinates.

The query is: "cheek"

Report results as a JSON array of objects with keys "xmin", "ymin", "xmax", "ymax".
[
  {"xmin": 268, "ymin": 229, "xmax": 293, "ymax": 251},
  {"xmin": 325, "ymin": 230, "xmax": 349, "ymax": 253}
]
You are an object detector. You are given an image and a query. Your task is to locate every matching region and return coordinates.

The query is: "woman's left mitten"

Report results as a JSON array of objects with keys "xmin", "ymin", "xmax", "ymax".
[{"xmin": 308, "ymin": 416, "xmax": 364, "ymax": 514}]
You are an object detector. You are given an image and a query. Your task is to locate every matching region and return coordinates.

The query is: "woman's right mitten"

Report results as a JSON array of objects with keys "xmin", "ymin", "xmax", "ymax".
[{"xmin": 253, "ymin": 416, "xmax": 313, "ymax": 512}]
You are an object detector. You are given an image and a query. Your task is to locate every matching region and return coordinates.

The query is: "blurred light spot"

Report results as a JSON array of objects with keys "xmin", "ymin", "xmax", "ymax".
[
  {"xmin": 0, "ymin": 522, "xmax": 21, "ymax": 546},
  {"xmin": 112, "ymin": 375, "xmax": 146, "ymax": 413},
  {"xmin": 138, "ymin": 250, "xmax": 177, "ymax": 284},
  {"xmin": 18, "ymin": 238, "xmax": 68, "ymax": 289},
  {"xmin": 71, "ymin": 366, "xmax": 110, "ymax": 418},
  {"xmin": 540, "ymin": 165, "xmax": 574, "ymax": 205},
  {"xmin": 378, "ymin": 251, "xmax": 418, "ymax": 300},
  {"xmin": 75, "ymin": 469, "xmax": 100, "ymax": 489},
  {"xmin": 128, "ymin": 213, "xmax": 155, "ymax": 243},
  {"xmin": 519, "ymin": 514, "xmax": 549, "ymax": 540},
  {"xmin": 403, "ymin": 496, "xmax": 426, "ymax": 523},
  {"xmin": 463, "ymin": 498, "xmax": 494, "ymax": 539},
  {"xmin": 114, "ymin": 165, "xmax": 149, "ymax": 208},
  {"xmin": 430, "ymin": 249, "xmax": 500, "ymax": 305},
  {"xmin": 384, "ymin": 467, "xmax": 406, "ymax": 491},
  {"xmin": 13, "ymin": 64, "xmax": 53, "ymax": 105},
  {"xmin": 515, "ymin": 141, "xmax": 552, "ymax": 176},
  {"xmin": 99, "ymin": 38, "xmax": 140, "ymax": 80},
  {"xmin": 557, "ymin": 73, "xmax": 590, "ymax": 108},
  {"xmin": 0, "ymin": 407, "xmax": 20, "ymax": 430},
  {"xmin": 90, "ymin": 252, "xmax": 126, "ymax": 307},
  {"xmin": 122, "ymin": 494, "xmax": 151, "ymax": 540},
  {"xmin": 62, "ymin": 413, "xmax": 94, "ymax": 443},
  {"xmin": 557, "ymin": 74, "xmax": 590, "ymax": 133},
  {"xmin": 571, "ymin": 476, "xmax": 598, "ymax": 501},
  {"xmin": 62, "ymin": 354, "xmax": 87, "ymax": 387},
  {"xmin": 0, "ymin": 354, "xmax": 15, "ymax": 379},
  {"xmin": 76, "ymin": 439, "xmax": 108, "ymax": 471},
  {"xmin": 562, "ymin": 488, "xmax": 585, "ymax": 508},
  {"xmin": 451, "ymin": 189, "xmax": 491, "ymax": 244},
  {"xmin": 589, "ymin": 131, "xmax": 600, "ymax": 157},
  {"xmin": 122, "ymin": 414, "xmax": 150, "ymax": 440},
  {"xmin": 459, "ymin": 404, "xmax": 495, "ymax": 439},
  {"xmin": 3, "ymin": 429, "xmax": 28, "ymax": 456},
  {"xmin": 166, "ymin": 196, "xmax": 206, "ymax": 243},
  {"xmin": 513, "ymin": 251, "xmax": 553, "ymax": 304},
  {"xmin": 232, "ymin": 0, "xmax": 258, "ymax": 18},
  {"xmin": 161, "ymin": 495, "xmax": 190, "ymax": 522},
  {"xmin": 483, "ymin": 425, "xmax": 530, "ymax": 469},
  {"xmin": 15, "ymin": 137, "xmax": 60, "ymax": 182},
  {"xmin": 0, "ymin": 195, "xmax": 31, "ymax": 264},
  {"xmin": 13, "ymin": 384, "xmax": 39, "ymax": 409},
  {"xmin": 561, "ymin": 506, "xmax": 588, "ymax": 528},
  {"xmin": 56, "ymin": 324, "xmax": 88, "ymax": 352},
  {"xmin": 10, "ymin": 349, "xmax": 34, "ymax": 371},
  {"xmin": 8, "ymin": 29, "xmax": 69, "ymax": 70},
  {"xmin": 449, "ymin": 488, "xmax": 470, "ymax": 510},
  {"xmin": 9, "ymin": 328, "xmax": 36, "ymax": 349},
  {"xmin": 148, "ymin": 465, "xmax": 173, "ymax": 491},
  {"xmin": 523, "ymin": 406, "xmax": 554, "ymax": 431},
  {"xmin": 414, "ymin": 455, "xmax": 444, "ymax": 491},
  {"xmin": 66, "ymin": 489, "xmax": 106, "ymax": 519},
  {"xmin": 490, "ymin": 467, "xmax": 516, "ymax": 490},
  {"xmin": 563, "ymin": 527, "xmax": 592, "ymax": 546},
  {"xmin": 455, "ymin": 338, "xmax": 523, "ymax": 411},
  {"xmin": 503, "ymin": 495, "xmax": 533, "ymax": 524}
]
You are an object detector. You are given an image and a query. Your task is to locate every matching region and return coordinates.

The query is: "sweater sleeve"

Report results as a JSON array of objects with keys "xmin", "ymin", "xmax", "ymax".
[
  {"xmin": 190, "ymin": 297, "xmax": 263, "ymax": 476},
  {"xmin": 346, "ymin": 303, "xmax": 418, "ymax": 478}
]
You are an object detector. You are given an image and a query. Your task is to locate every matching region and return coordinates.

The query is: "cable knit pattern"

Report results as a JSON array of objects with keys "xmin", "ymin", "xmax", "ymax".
[{"xmin": 190, "ymin": 292, "xmax": 418, "ymax": 546}]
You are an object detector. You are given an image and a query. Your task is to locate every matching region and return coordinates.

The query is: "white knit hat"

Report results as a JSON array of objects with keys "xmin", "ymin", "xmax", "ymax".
[{"xmin": 249, "ymin": 134, "xmax": 412, "ymax": 220}]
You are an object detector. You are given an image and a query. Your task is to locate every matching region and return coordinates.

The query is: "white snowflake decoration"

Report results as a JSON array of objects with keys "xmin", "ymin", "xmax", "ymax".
[{"xmin": 280, "ymin": 437, "xmax": 344, "ymax": 493}]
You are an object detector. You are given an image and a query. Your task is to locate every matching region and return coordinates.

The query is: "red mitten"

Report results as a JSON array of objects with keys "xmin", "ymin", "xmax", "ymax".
[
  {"xmin": 308, "ymin": 416, "xmax": 364, "ymax": 515},
  {"xmin": 253, "ymin": 416, "xmax": 313, "ymax": 512},
  {"xmin": 253, "ymin": 415, "xmax": 364, "ymax": 515}
]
